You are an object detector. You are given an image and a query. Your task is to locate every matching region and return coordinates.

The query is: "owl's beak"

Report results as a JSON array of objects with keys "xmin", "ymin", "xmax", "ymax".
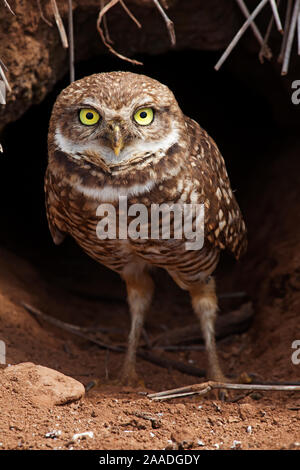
[{"xmin": 108, "ymin": 122, "xmax": 124, "ymax": 157}]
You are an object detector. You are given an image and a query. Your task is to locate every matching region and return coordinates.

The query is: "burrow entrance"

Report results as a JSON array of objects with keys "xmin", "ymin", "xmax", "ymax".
[{"xmin": 0, "ymin": 49, "xmax": 299, "ymax": 386}]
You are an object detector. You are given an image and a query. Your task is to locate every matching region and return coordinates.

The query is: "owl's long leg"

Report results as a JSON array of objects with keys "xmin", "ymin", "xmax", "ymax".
[
  {"xmin": 120, "ymin": 266, "xmax": 154, "ymax": 385},
  {"xmin": 189, "ymin": 277, "xmax": 226, "ymax": 383}
]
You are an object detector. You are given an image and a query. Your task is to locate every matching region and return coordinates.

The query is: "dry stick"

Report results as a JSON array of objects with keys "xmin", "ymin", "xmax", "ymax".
[
  {"xmin": 215, "ymin": 0, "xmax": 270, "ymax": 71},
  {"xmin": 100, "ymin": 0, "xmax": 113, "ymax": 44},
  {"xmin": 68, "ymin": 0, "xmax": 75, "ymax": 83},
  {"xmin": 278, "ymin": 0, "xmax": 293, "ymax": 63},
  {"xmin": 151, "ymin": 302, "xmax": 253, "ymax": 348},
  {"xmin": 21, "ymin": 302, "xmax": 206, "ymax": 378},
  {"xmin": 97, "ymin": 0, "xmax": 143, "ymax": 65},
  {"xmin": 37, "ymin": 0, "xmax": 53, "ymax": 27},
  {"xmin": 3, "ymin": 0, "xmax": 15, "ymax": 15},
  {"xmin": 259, "ymin": 3, "xmax": 277, "ymax": 63},
  {"xmin": 51, "ymin": 0, "xmax": 69, "ymax": 48},
  {"xmin": 0, "ymin": 61, "xmax": 11, "ymax": 93},
  {"xmin": 0, "ymin": 81, "xmax": 5, "ymax": 105},
  {"xmin": 119, "ymin": 0, "xmax": 142, "ymax": 29},
  {"xmin": 298, "ymin": 10, "xmax": 300, "ymax": 54},
  {"xmin": 269, "ymin": 0, "xmax": 283, "ymax": 32},
  {"xmin": 235, "ymin": 0, "xmax": 272, "ymax": 59},
  {"xmin": 21, "ymin": 302, "xmax": 122, "ymax": 352},
  {"xmin": 152, "ymin": 0, "xmax": 176, "ymax": 46},
  {"xmin": 148, "ymin": 381, "xmax": 300, "ymax": 401},
  {"xmin": 138, "ymin": 349, "xmax": 206, "ymax": 378},
  {"xmin": 281, "ymin": 0, "xmax": 300, "ymax": 75}
]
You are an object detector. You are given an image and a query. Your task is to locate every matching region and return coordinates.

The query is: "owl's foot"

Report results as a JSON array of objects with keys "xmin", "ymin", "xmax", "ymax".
[
  {"xmin": 85, "ymin": 372, "xmax": 145, "ymax": 392},
  {"xmin": 209, "ymin": 374, "xmax": 230, "ymax": 401}
]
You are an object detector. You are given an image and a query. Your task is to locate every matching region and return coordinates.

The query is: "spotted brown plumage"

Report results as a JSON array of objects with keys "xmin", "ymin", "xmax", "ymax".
[{"xmin": 45, "ymin": 71, "xmax": 247, "ymax": 389}]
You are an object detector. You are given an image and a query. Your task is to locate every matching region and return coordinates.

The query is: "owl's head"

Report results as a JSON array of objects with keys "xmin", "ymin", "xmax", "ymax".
[{"xmin": 48, "ymin": 72, "xmax": 185, "ymax": 167}]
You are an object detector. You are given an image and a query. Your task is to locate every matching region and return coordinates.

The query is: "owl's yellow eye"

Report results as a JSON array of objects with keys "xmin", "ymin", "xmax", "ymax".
[
  {"xmin": 79, "ymin": 108, "xmax": 100, "ymax": 126},
  {"xmin": 133, "ymin": 107, "xmax": 154, "ymax": 126}
]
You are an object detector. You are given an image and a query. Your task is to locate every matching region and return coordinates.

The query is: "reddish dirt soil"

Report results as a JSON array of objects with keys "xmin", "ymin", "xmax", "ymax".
[{"xmin": 0, "ymin": 136, "xmax": 300, "ymax": 451}]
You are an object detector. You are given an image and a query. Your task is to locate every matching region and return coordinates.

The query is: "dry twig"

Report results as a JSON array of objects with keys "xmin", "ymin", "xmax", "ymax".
[
  {"xmin": 0, "ymin": 59, "xmax": 11, "ymax": 93},
  {"xmin": 236, "ymin": 0, "xmax": 272, "ymax": 60},
  {"xmin": 21, "ymin": 301, "xmax": 206, "ymax": 378},
  {"xmin": 68, "ymin": 0, "xmax": 75, "ymax": 82},
  {"xmin": 119, "ymin": 0, "xmax": 142, "ymax": 29},
  {"xmin": 100, "ymin": 0, "xmax": 113, "ymax": 44},
  {"xmin": 97, "ymin": 0, "xmax": 143, "ymax": 65},
  {"xmin": 37, "ymin": 0, "xmax": 53, "ymax": 27},
  {"xmin": 215, "ymin": 0, "xmax": 270, "ymax": 71},
  {"xmin": 21, "ymin": 302, "xmax": 121, "ymax": 351},
  {"xmin": 259, "ymin": 2, "xmax": 278, "ymax": 63},
  {"xmin": 152, "ymin": 0, "xmax": 176, "ymax": 46},
  {"xmin": 281, "ymin": 0, "xmax": 300, "ymax": 74},
  {"xmin": 3, "ymin": 0, "xmax": 15, "ymax": 15},
  {"xmin": 297, "ymin": 6, "xmax": 300, "ymax": 54},
  {"xmin": 269, "ymin": 0, "xmax": 283, "ymax": 32},
  {"xmin": 278, "ymin": 0, "xmax": 293, "ymax": 63},
  {"xmin": 151, "ymin": 302, "xmax": 253, "ymax": 348},
  {"xmin": 51, "ymin": 0, "xmax": 69, "ymax": 48},
  {"xmin": 148, "ymin": 380, "xmax": 300, "ymax": 401},
  {"xmin": 0, "ymin": 80, "xmax": 6, "ymax": 105}
]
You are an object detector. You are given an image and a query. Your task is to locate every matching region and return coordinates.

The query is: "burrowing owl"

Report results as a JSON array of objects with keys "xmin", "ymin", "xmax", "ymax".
[{"xmin": 45, "ymin": 72, "xmax": 247, "ymax": 388}]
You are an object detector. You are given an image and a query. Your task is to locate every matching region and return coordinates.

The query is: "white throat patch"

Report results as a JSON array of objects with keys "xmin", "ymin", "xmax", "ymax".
[{"xmin": 54, "ymin": 126, "xmax": 179, "ymax": 164}]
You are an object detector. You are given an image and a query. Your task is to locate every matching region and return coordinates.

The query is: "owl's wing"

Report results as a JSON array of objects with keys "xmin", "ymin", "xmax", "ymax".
[
  {"xmin": 44, "ymin": 168, "xmax": 67, "ymax": 245},
  {"xmin": 185, "ymin": 117, "xmax": 247, "ymax": 260}
]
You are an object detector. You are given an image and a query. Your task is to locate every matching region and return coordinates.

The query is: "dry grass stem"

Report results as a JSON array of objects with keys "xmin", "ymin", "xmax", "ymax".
[
  {"xmin": 148, "ymin": 380, "xmax": 300, "ymax": 401},
  {"xmin": 0, "ymin": 80, "xmax": 6, "ymax": 104},
  {"xmin": 215, "ymin": 0, "xmax": 270, "ymax": 71},
  {"xmin": 259, "ymin": 1, "xmax": 280, "ymax": 62},
  {"xmin": 68, "ymin": 0, "xmax": 75, "ymax": 82},
  {"xmin": 119, "ymin": 0, "xmax": 142, "ymax": 28},
  {"xmin": 51, "ymin": 0, "xmax": 69, "ymax": 48},
  {"xmin": 3, "ymin": 0, "xmax": 15, "ymax": 15},
  {"xmin": 269, "ymin": 0, "xmax": 283, "ymax": 32},
  {"xmin": 236, "ymin": 0, "xmax": 271, "ymax": 58},
  {"xmin": 278, "ymin": 0, "xmax": 293, "ymax": 62},
  {"xmin": 281, "ymin": 0, "xmax": 300, "ymax": 74},
  {"xmin": 37, "ymin": 0, "xmax": 53, "ymax": 27},
  {"xmin": 97, "ymin": 0, "xmax": 143, "ymax": 65},
  {"xmin": 0, "ymin": 60, "xmax": 11, "ymax": 93},
  {"xmin": 152, "ymin": 0, "xmax": 176, "ymax": 46},
  {"xmin": 297, "ymin": 9, "xmax": 300, "ymax": 54}
]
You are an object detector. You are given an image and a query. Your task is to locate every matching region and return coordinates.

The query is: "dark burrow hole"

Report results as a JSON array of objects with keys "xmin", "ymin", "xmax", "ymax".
[{"xmin": 0, "ymin": 49, "xmax": 297, "ymax": 331}]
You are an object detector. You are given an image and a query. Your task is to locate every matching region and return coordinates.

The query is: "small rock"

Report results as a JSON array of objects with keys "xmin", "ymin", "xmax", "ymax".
[
  {"xmin": 71, "ymin": 431, "xmax": 94, "ymax": 441},
  {"xmin": 231, "ymin": 440, "xmax": 242, "ymax": 449},
  {"xmin": 246, "ymin": 425, "xmax": 252, "ymax": 434},
  {"xmin": 45, "ymin": 430, "xmax": 62, "ymax": 439},
  {"xmin": 171, "ymin": 429, "xmax": 195, "ymax": 449},
  {"xmin": 4, "ymin": 362, "xmax": 85, "ymax": 407}
]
